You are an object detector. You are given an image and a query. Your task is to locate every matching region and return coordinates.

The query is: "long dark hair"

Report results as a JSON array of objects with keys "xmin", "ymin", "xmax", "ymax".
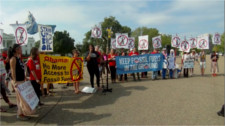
[
  {"xmin": 30, "ymin": 47, "xmax": 38, "ymax": 60},
  {"xmin": 89, "ymin": 44, "xmax": 95, "ymax": 53},
  {"xmin": 8, "ymin": 44, "xmax": 20, "ymax": 59}
]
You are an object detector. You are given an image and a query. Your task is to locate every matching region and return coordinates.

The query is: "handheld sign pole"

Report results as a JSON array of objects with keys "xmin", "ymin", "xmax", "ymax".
[{"xmin": 103, "ymin": 28, "xmax": 113, "ymax": 93}]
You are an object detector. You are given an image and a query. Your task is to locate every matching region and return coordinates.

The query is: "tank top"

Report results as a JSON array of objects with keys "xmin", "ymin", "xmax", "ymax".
[{"xmin": 15, "ymin": 57, "xmax": 25, "ymax": 81}]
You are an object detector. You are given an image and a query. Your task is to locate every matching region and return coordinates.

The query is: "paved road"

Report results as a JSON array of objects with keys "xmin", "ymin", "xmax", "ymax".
[{"xmin": 1, "ymin": 55, "xmax": 224, "ymax": 125}]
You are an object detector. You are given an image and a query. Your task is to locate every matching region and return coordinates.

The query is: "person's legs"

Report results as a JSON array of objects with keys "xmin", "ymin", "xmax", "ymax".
[
  {"xmin": 94, "ymin": 66, "xmax": 100, "ymax": 88},
  {"xmin": 124, "ymin": 74, "xmax": 127, "ymax": 81},
  {"xmin": 132, "ymin": 73, "xmax": 136, "ymax": 81},
  {"xmin": 87, "ymin": 66, "xmax": 94, "ymax": 88},
  {"xmin": 137, "ymin": 72, "xmax": 140, "ymax": 80},
  {"xmin": 152, "ymin": 71, "xmax": 156, "ymax": 80},
  {"xmin": 162, "ymin": 69, "xmax": 166, "ymax": 79},
  {"xmin": 113, "ymin": 66, "xmax": 116, "ymax": 82},
  {"xmin": 109, "ymin": 66, "xmax": 114, "ymax": 82}
]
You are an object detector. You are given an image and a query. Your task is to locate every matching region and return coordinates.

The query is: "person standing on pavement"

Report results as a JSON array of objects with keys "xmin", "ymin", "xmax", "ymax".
[
  {"xmin": 151, "ymin": 49, "xmax": 159, "ymax": 80},
  {"xmin": 27, "ymin": 47, "xmax": 44, "ymax": 106},
  {"xmin": 199, "ymin": 50, "xmax": 206, "ymax": 76},
  {"xmin": 108, "ymin": 49, "xmax": 117, "ymax": 83},
  {"xmin": 8, "ymin": 44, "xmax": 31, "ymax": 120},
  {"xmin": 211, "ymin": 51, "xmax": 219, "ymax": 77},
  {"xmin": 85, "ymin": 44, "xmax": 101, "ymax": 89},
  {"xmin": 119, "ymin": 50, "xmax": 128, "ymax": 81},
  {"xmin": 162, "ymin": 48, "xmax": 168, "ymax": 79},
  {"xmin": 72, "ymin": 49, "xmax": 81, "ymax": 94},
  {"xmin": 129, "ymin": 48, "xmax": 141, "ymax": 81}
]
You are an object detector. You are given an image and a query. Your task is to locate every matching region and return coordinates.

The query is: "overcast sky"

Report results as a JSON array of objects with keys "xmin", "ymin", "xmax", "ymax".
[{"xmin": 0, "ymin": 0, "xmax": 224, "ymax": 44}]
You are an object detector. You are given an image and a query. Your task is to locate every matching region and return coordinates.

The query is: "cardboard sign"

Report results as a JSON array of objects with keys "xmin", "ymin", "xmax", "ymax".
[
  {"xmin": 111, "ymin": 38, "xmax": 116, "ymax": 49},
  {"xmin": 11, "ymin": 24, "xmax": 28, "ymax": 45},
  {"xmin": 183, "ymin": 59, "xmax": 194, "ymax": 68},
  {"xmin": 152, "ymin": 35, "xmax": 162, "ymax": 49},
  {"xmin": 17, "ymin": 81, "xmax": 39, "ymax": 110},
  {"xmin": 180, "ymin": 40, "xmax": 190, "ymax": 52},
  {"xmin": 128, "ymin": 37, "xmax": 135, "ymax": 49},
  {"xmin": 38, "ymin": 25, "xmax": 53, "ymax": 52},
  {"xmin": 171, "ymin": 35, "xmax": 181, "ymax": 48},
  {"xmin": 197, "ymin": 34, "xmax": 209, "ymax": 49},
  {"xmin": 116, "ymin": 33, "xmax": 129, "ymax": 49},
  {"xmin": 138, "ymin": 35, "xmax": 149, "ymax": 50},
  {"xmin": 91, "ymin": 24, "xmax": 102, "ymax": 38},
  {"xmin": 39, "ymin": 54, "xmax": 83, "ymax": 83},
  {"xmin": 212, "ymin": 33, "xmax": 221, "ymax": 45}
]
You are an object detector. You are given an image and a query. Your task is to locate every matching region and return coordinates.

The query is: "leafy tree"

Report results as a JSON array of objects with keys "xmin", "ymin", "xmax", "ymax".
[
  {"xmin": 53, "ymin": 31, "xmax": 75, "ymax": 56},
  {"xmin": 82, "ymin": 16, "xmax": 132, "ymax": 54},
  {"xmin": 131, "ymin": 27, "xmax": 159, "ymax": 52}
]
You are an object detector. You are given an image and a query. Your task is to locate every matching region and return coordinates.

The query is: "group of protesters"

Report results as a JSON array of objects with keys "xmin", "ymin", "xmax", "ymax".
[
  {"xmin": 84, "ymin": 44, "xmax": 220, "ymax": 88},
  {"xmin": 0, "ymin": 43, "xmax": 222, "ymax": 120}
]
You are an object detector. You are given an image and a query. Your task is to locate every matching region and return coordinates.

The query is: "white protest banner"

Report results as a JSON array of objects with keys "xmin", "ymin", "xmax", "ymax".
[
  {"xmin": 128, "ymin": 37, "xmax": 135, "ymax": 49},
  {"xmin": 138, "ymin": 35, "xmax": 148, "ymax": 50},
  {"xmin": 180, "ymin": 39, "xmax": 190, "ymax": 52},
  {"xmin": 171, "ymin": 35, "xmax": 181, "ymax": 48},
  {"xmin": 111, "ymin": 38, "xmax": 116, "ymax": 49},
  {"xmin": 168, "ymin": 56, "xmax": 175, "ymax": 69},
  {"xmin": 183, "ymin": 59, "xmax": 194, "ymax": 68},
  {"xmin": 212, "ymin": 33, "xmax": 221, "ymax": 45},
  {"xmin": 38, "ymin": 25, "xmax": 53, "ymax": 52},
  {"xmin": 0, "ymin": 29, "xmax": 3, "ymax": 49},
  {"xmin": 17, "ymin": 81, "xmax": 39, "ymax": 110},
  {"xmin": 152, "ymin": 35, "xmax": 162, "ymax": 49},
  {"xmin": 189, "ymin": 37, "xmax": 197, "ymax": 48},
  {"xmin": 91, "ymin": 24, "xmax": 102, "ymax": 38},
  {"xmin": 11, "ymin": 24, "xmax": 28, "ymax": 45},
  {"xmin": 116, "ymin": 33, "xmax": 129, "ymax": 49},
  {"xmin": 197, "ymin": 34, "xmax": 209, "ymax": 49}
]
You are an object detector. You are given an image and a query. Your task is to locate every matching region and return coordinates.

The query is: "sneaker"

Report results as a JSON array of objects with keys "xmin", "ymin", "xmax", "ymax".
[
  {"xmin": 39, "ymin": 102, "xmax": 44, "ymax": 106},
  {"xmin": 217, "ymin": 111, "xmax": 224, "ymax": 117}
]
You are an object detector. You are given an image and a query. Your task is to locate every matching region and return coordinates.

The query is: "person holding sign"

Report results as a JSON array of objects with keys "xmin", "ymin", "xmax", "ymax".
[
  {"xmin": 8, "ymin": 44, "xmax": 31, "ymax": 120},
  {"xmin": 151, "ymin": 49, "xmax": 159, "ymax": 80},
  {"xmin": 119, "ymin": 50, "xmax": 128, "ymax": 81},
  {"xmin": 72, "ymin": 49, "xmax": 81, "ymax": 94},
  {"xmin": 190, "ymin": 50, "xmax": 196, "ymax": 76},
  {"xmin": 27, "ymin": 47, "xmax": 44, "ymax": 106},
  {"xmin": 167, "ymin": 49, "xmax": 176, "ymax": 79},
  {"xmin": 182, "ymin": 52, "xmax": 190, "ymax": 77},
  {"xmin": 108, "ymin": 49, "xmax": 117, "ymax": 83},
  {"xmin": 85, "ymin": 44, "xmax": 101, "ymax": 89},
  {"xmin": 162, "ymin": 48, "xmax": 168, "ymax": 79},
  {"xmin": 199, "ymin": 50, "xmax": 206, "ymax": 76},
  {"xmin": 211, "ymin": 51, "xmax": 219, "ymax": 77},
  {"xmin": 129, "ymin": 48, "xmax": 141, "ymax": 81}
]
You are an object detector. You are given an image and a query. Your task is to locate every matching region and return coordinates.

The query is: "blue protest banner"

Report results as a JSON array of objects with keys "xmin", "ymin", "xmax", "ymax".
[{"xmin": 116, "ymin": 54, "xmax": 163, "ymax": 74}]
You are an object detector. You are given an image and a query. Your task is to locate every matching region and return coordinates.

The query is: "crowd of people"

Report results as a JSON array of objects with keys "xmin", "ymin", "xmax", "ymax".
[
  {"xmin": 0, "ymin": 43, "xmax": 223, "ymax": 121},
  {"xmin": 84, "ymin": 44, "xmax": 220, "ymax": 88}
]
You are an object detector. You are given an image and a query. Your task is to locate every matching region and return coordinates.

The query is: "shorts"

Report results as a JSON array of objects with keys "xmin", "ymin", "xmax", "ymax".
[{"xmin": 200, "ymin": 62, "xmax": 206, "ymax": 69}]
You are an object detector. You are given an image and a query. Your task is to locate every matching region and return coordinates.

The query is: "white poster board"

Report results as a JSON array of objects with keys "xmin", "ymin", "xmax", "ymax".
[
  {"xmin": 138, "ymin": 35, "xmax": 149, "ymax": 50},
  {"xmin": 38, "ymin": 25, "xmax": 54, "ymax": 52},
  {"xmin": 17, "ymin": 81, "xmax": 39, "ymax": 110}
]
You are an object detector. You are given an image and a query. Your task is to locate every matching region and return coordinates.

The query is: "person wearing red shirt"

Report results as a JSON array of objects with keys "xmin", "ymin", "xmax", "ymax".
[
  {"xmin": 108, "ymin": 49, "xmax": 117, "ymax": 83},
  {"xmin": 27, "ymin": 47, "xmax": 44, "ymax": 106},
  {"xmin": 151, "ymin": 49, "xmax": 158, "ymax": 80},
  {"xmin": 129, "ymin": 48, "xmax": 141, "ymax": 81}
]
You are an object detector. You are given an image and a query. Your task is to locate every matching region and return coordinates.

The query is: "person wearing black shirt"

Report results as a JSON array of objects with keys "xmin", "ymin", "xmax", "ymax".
[{"xmin": 85, "ymin": 44, "xmax": 100, "ymax": 89}]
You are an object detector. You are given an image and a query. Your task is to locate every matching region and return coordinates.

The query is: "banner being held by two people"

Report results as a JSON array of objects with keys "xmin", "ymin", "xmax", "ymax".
[
  {"xmin": 39, "ymin": 54, "xmax": 84, "ymax": 83},
  {"xmin": 116, "ymin": 54, "xmax": 163, "ymax": 74}
]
